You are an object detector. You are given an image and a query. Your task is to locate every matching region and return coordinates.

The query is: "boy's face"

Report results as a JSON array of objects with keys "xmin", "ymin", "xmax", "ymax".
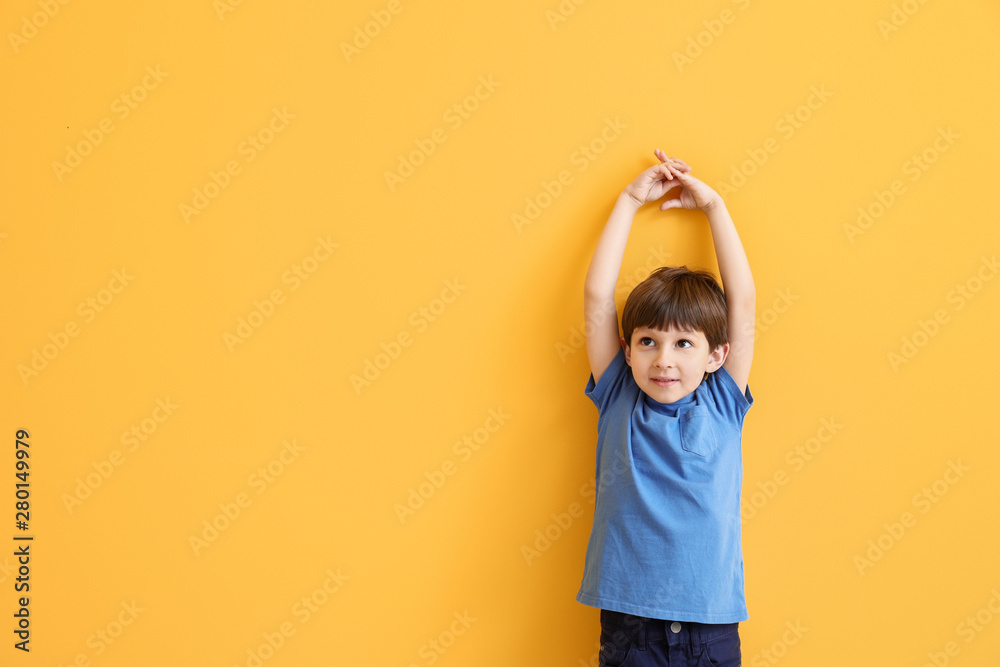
[{"xmin": 623, "ymin": 325, "xmax": 728, "ymax": 404}]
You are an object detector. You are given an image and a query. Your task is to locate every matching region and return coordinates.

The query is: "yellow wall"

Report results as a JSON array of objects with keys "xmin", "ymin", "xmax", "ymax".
[{"xmin": 2, "ymin": 0, "xmax": 999, "ymax": 664}]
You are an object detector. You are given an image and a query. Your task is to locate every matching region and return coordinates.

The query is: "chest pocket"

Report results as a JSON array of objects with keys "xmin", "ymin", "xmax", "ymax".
[{"xmin": 678, "ymin": 406, "xmax": 719, "ymax": 457}]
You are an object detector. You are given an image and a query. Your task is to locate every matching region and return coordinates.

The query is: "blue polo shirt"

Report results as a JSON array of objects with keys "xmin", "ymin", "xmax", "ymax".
[{"xmin": 577, "ymin": 346, "xmax": 754, "ymax": 622}]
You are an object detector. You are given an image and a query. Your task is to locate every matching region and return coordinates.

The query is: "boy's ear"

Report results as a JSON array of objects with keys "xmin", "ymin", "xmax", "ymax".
[
  {"xmin": 705, "ymin": 342, "xmax": 730, "ymax": 372},
  {"xmin": 620, "ymin": 336, "xmax": 631, "ymax": 365}
]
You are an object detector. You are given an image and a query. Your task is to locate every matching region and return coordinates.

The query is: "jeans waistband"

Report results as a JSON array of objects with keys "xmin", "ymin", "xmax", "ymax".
[{"xmin": 601, "ymin": 609, "xmax": 738, "ymax": 648}]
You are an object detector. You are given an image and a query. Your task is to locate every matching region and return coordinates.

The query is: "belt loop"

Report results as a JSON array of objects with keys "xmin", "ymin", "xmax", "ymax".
[
  {"xmin": 635, "ymin": 616, "xmax": 647, "ymax": 650},
  {"xmin": 656, "ymin": 618, "xmax": 670, "ymax": 646},
  {"xmin": 621, "ymin": 613, "xmax": 646, "ymax": 650}
]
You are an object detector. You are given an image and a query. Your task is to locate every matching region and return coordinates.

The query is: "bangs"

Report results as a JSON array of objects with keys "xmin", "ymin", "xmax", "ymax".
[{"xmin": 632, "ymin": 295, "xmax": 700, "ymax": 335}]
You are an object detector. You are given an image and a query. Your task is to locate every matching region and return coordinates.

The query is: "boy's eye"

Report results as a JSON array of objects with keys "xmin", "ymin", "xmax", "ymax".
[
  {"xmin": 640, "ymin": 337, "xmax": 654, "ymax": 346},
  {"xmin": 677, "ymin": 339, "xmax": 692, "ymax": 348}
]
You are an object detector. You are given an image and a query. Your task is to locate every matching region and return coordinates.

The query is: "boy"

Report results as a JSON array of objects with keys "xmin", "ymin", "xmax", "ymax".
[{"xmin": 579, "ymin": 149, "xmax": 755, "ymax": 667}]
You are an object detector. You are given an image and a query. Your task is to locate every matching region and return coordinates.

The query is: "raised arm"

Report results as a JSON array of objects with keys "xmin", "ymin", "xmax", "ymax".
[
  {"xmin": 704, "ymin": 199, "xmax": 755, "ymax": 395},
  {"xmin": 660, "ymin": 160, "xmax": 755, "ymax": 394},
  {"xmin": 584, "ymin": 192, "xmax": 641, "ymax": 385},
  {"xmin": 584, "ymin": 153, "xmax": 690, "ymax": 385}
]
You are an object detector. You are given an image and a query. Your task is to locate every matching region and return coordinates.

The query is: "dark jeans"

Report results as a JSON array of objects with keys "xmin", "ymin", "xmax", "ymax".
[{"xmin": 599, "ymin": 609, "xmax": 741, "ymax": 667}]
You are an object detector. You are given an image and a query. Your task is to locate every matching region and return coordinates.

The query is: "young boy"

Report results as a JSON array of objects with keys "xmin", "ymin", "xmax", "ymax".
[{"xmin": 579, "ymin": 149, "xmax": 755, "ymax": 667}]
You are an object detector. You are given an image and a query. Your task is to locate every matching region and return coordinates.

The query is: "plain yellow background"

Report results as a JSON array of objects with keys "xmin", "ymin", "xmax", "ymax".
[{"xmin": 2, "ymin": 0, "xmax": 999, "ymax": 665}]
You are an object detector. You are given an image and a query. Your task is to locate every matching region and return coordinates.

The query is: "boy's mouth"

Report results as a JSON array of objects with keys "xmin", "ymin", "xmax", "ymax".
[{"xmin": 651, "ymin": 378, "xmax": 678, "ymax": 386}]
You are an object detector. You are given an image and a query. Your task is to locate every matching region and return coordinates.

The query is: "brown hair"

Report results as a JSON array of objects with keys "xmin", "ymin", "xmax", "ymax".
[{"xmin": 621, "ymin": 266, "xmax": 728, "ymax": 352}]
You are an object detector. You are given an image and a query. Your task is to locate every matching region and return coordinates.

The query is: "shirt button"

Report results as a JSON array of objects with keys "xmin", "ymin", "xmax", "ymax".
[{"xmin": 670, "ymin": 621, "xmax": 682, "ymax": 633}]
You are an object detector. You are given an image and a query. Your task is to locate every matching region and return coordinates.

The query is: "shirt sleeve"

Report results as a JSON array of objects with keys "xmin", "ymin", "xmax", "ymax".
[
  {"xmin": 584, "ymin": 346, "xmax": 632, "ymax": 416},
  {"xmin": 703, "ymin": 364, "xmax": 754, "ymax": 429}
]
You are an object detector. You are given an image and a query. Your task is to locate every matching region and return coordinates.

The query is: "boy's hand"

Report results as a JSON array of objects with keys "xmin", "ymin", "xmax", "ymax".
[
  {"xmin": 622, "ymin": 149, "xmax": 692, "ymax": 207},
  {"xmin": 656, "ymin": 153, "xmax": 723, "ymax": 212}
]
